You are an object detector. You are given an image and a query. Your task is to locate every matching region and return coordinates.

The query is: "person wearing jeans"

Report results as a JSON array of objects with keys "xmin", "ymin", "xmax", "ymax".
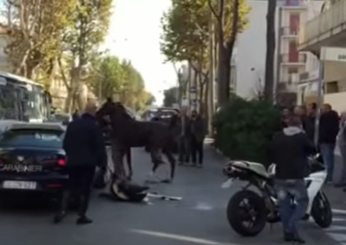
[
  {"xmin": 269, "ymin": 116, "xmax": 315, "ymax": 243},
  {"xmin": 319, "ymin": 104, "xmax": 339, "ymax": 183},
  {"xmin": 275, "ymin": 179, "xmax": 309, "ymax": 244}
]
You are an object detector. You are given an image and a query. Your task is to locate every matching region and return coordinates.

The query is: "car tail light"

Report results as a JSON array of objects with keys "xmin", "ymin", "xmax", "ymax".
[{"xmin": 57, "ymin": 159, "xmax": 66, "ymax": 167}]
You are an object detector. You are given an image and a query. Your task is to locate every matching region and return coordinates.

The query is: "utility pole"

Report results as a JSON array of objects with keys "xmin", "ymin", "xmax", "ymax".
[{"xmin": 208, "ymin": 14, "xmax": 215, "ymax": 136}]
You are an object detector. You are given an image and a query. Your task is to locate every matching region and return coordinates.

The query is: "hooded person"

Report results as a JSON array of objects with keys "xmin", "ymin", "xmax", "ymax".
[{"xmin": 269, "ymin": 115, "xmax": 315, "ymax": 243}]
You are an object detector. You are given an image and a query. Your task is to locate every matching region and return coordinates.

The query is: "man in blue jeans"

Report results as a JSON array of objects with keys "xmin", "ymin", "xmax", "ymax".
[
  {"xmin": 319, "ymin": 104, "xmax": 339, "ymax": 183},
  {"xmin": 270, "ymin": 116, "xmax": 315, "ymax": 243}
]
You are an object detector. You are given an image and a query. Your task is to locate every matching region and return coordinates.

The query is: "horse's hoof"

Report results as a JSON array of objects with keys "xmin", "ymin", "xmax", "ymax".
[{"xmin": 161, "ymin": 179, "xmax": 172, "ymax": 184}]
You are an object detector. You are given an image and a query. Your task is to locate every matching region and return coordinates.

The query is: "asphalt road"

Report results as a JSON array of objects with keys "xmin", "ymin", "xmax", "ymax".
[{"xmin": 0, "ymin": 145, "xmax": 344, "ymax": 245}]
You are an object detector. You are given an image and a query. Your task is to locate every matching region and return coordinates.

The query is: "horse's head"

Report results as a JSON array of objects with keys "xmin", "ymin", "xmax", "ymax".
[{"xmin": 96, "ymin": 98, "xmax": 132, "ymax": 125}]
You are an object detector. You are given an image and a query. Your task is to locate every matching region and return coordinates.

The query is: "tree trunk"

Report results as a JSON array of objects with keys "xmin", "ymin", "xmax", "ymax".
[
  {"xmin": 264, "ymin": 0, "xmax": 276, "ymax": 103},
  {"xmin": 217, "ymin": 44, "xmax": 229, "ymax": 107}
]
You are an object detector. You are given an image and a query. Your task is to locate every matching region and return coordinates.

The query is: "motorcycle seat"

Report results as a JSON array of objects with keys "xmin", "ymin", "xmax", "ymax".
[{"xmin": 228, "ymin": 160, "xmax": 270, "ymax": 179}]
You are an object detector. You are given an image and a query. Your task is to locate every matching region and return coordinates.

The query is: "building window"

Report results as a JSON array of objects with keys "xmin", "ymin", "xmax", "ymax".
[{"xmin": 288, "ymin": 67, "xmax": 298, "ymax": 74}]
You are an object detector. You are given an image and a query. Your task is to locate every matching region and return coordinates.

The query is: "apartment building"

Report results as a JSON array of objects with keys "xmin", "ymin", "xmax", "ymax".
[
  {"xmin": 299, "ymin": 0, "xmax": 346, "ymax": 113},
  {"xmin": 235, "ymin": 0, "xmax": 323, "ymax": 105}
]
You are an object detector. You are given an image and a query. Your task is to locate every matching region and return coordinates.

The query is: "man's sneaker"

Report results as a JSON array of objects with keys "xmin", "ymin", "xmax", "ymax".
[{"xmin": 76, "ymin": 216, "xmax": 93, "ymax": 225}]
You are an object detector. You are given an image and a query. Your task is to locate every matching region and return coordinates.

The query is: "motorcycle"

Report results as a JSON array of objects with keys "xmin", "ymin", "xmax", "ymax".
[{"xmin": 221, "ymin": 153, "xmax": 332, "ymax": 237}]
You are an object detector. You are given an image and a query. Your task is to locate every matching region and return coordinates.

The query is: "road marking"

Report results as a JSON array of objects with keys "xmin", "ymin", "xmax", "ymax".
[
  {"xmin": 193, "ymin": 202, "xmax": 214, "ymax": 211},
  {"xmin": 332, "ymin": 209, "xmax": 346, "ymax": 215}
]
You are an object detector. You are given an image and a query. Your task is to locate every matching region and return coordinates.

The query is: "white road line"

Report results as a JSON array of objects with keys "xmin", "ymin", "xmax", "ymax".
[{"xmin": 332, "ymin": 209, "xmax": 346, "ymax": 215}]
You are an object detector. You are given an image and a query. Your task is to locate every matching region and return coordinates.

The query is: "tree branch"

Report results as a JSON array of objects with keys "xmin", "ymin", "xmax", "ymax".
[{"xmin": 207, "ymin": 0, "xmax": 220, "ymax": 19}]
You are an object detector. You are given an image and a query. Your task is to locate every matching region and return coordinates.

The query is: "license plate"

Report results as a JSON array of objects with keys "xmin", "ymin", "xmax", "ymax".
[
  {"xmin": 2, "ymin": 181, "xmax": 37, "ymax": 190},
  {"xmin": 221, "ymin": 179, "xmax": 234, "ymax": 189}
]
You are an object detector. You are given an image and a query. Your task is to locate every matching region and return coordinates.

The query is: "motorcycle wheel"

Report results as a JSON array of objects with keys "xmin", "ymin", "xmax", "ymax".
[
  {"xmin": 227, "ymin": 190, "xmax": 267, "ymax": 237},
  {"xmin": 311, "ymin": 191, "xmax": 332, "ymax": 228}
]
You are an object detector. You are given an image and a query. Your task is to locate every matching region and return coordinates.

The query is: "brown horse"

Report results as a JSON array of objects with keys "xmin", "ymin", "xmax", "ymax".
[{"xmin": 96, "ymin": 99, "xmax": 176, "ymax": 182}]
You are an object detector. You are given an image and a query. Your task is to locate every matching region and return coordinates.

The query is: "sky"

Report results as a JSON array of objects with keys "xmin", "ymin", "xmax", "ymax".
[{"xmin": 102, "ymin": 0, "xmax": 176, "ymax": 105}]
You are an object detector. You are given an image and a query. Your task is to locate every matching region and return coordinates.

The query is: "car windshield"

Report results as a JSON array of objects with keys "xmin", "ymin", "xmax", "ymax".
[
  {"xmin": 0, "ymin": 129, "xmax": 63, "ymax": 148},
  {"xmin": 0, "ymin": 84, "xmax": 19, "ymax": 120}
]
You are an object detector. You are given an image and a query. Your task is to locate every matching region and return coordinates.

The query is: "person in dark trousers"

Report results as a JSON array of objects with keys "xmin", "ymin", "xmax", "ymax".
[
  {"xmin": 177, "ymin": 108, "xmax": 191, "ymax": 164},
  {"xmin": 54, "ymin": 101, "xmax": 107, "ymax": 225},
  {"xmin": 306, "ymin": 103, "xmax": 317, "ymax": 143},
  {"xmin": 281, "ymin": 108, "xmax": 291, "ymax": 129},
  {"xmin": 190, "ymin": 110, "xmax": 206, "ymax": 167},
  {"xmin": 269, "ymin": 116, "xmax": 315, "ymax": 244},
  {"xmin": 319, "ymin": 104, "xmax": 339, "ymax": 183}
]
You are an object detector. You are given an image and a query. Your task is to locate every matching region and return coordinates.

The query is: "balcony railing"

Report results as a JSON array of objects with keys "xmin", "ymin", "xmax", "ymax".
[
  {"xmin": 280, "ymin": 53, "xmax": 307, "ymax": 63},
  {"xmin": 280, "ymin": 26, "xmax": 299, "ymax": 36},
  {"xmin": 280, "ymin": 0, "xmax": 307, "ymax": 7},
  {"xmin": 299, "ymin": 0, "xmax": 346, "ymax": 46}
]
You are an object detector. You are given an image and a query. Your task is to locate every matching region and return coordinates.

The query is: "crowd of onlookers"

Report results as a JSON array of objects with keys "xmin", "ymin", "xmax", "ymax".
[
  {"xmin": 151, "ymin": 108, "xmax": 207, "ymax": 167},
  {"xmin": 270, "ymin": 102, "xmax": 342, "ymax": 243},
  {"xmin": 281, "ymin": 102, "xmax": 344, "ymax": 186}
]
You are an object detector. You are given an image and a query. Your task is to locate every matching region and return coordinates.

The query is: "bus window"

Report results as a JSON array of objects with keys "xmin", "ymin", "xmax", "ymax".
[{"xmin": 0, "ymin": 84, "xmax": 19, "ymax": 120}]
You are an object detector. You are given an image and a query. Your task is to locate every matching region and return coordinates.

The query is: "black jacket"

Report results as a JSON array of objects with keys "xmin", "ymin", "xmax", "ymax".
[
  {"xmin": 303, "ymin": 115, "xmax": 315, "ymax": 142},
  {"xmin": 319, "ymin": 110, "xmax": 339, "ymax": 144},
  {"xmin": 63, "ymin": 113, "xmax": 107, "ymax": 168},
  {"xmin": 269, "ymin": 127, "xmax": 315, "ymax": 179}
]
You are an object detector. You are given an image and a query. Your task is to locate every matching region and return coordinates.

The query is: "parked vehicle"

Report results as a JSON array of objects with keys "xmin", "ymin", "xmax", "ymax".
[
  {"xmin": 0, "ymin": 71, "xmax": 51, "ymax": 122},
  {"xmin": 0, "ymin": 121, "xmax": 67, "ymax": 201},
  {"xmin": 221, "ymin": 153, "xmax": 332, "ymax": 237}
]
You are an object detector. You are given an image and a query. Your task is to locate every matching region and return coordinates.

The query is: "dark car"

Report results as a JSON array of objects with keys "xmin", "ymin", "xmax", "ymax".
[{"xmin": 0, "ymin": 121, "xmax": 68, "ymax": 199}]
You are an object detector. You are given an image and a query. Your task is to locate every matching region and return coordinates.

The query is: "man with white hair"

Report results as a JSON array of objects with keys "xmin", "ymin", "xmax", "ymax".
[{"xmin": 54, "ymin": 100, "xmax": 107, "ymax": 225}]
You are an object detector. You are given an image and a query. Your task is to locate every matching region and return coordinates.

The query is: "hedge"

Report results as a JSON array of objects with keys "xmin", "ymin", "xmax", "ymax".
[{"xmin": 213, "ymin": 97, "xmax": 281, "ymax": 166}]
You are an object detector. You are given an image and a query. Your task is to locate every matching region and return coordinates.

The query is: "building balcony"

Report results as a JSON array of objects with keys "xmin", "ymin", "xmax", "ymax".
[
  {"xmin": 280, "ymin": 53, "xmax": 307, "ymax": 65},
  {"xmin": 280, "ymin": 0, "xmax": 307, "ymax": 9},
  {"xmin": 299, "ymin": 0, "xmax": 346, "ymax": 54},
  {"xmin": 277, "ymin": 81, "xmax": 298, "ymax": 92},
  {"xmin": 280, "ymin": 26, "xmax": 299, "ymax": 37}
]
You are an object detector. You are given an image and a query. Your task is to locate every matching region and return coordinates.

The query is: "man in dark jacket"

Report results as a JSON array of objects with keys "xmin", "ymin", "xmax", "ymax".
[
  {"xmin": 177, "ymin": 108, "xmax": 191, "ymax": 164},
  {"xmin": 269, "ymin": 116, "xmax": 315, "ymax": 243},
  {"xmin": 190, "ymin": 110, "xmax": 206, "ymax": 167},
  {"xmin": 319, "ymin": 104, "xmax": 339, "ymax": 182},
  {"xmin": 54, "ymin": 101, "xmax": 107, "ymax": 225}
]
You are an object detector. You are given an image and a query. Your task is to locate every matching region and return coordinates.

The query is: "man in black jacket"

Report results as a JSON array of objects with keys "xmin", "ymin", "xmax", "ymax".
[
  {"xmin": 269, "ymin": 116, "xmax": 315, "ymax": 243},
  {"xmin": 54, "ymin": 101, "xmax": 107, "ymax": 225},
  {"xmin": 319, "ymin": 104, "xmax": 339, "ymax": 182}
]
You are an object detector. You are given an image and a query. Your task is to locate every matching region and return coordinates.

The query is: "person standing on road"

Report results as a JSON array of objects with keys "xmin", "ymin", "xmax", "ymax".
[
  {"xmin": 190, "ymin": 110, "xmax": 206, "ymax": 167},
  {"xmin": 269, "ymin": 116, "xmax": 315, "ymax": 243},
  {"xmin": 306, "ymin": 103, "xmax": 317, "ymax": 143},
  {"xmin": 54, "ymin": 101, "xmax": 107, "ymax": 225},
  {"xmin": 319, "ymin": 104, "xmax": 339, "ymax": 183},
  {"xmin": 281, "ymin": 107, "xmax": 291, "ymax": 129},
  {"xmin": 177, "ymin": 108, "xmax": 191, "ymax": 165}
]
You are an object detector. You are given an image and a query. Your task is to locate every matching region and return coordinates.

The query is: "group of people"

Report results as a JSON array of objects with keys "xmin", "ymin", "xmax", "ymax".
[
  {"xmin": 152, "ymin": 108, "xmax": 207, "ymax": 167},
  {"xmin": 271, "ymin": 102, "xmax": 342, "ymax": 243}
]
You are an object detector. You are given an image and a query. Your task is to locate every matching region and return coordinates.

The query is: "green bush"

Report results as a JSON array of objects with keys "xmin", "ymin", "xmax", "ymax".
[{"xmin": 213, "ymin": 97, "xmax": 281, "ymax": 166}]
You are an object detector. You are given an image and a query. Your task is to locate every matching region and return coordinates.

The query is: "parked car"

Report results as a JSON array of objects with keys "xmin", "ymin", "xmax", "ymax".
[{"xmin": 0, "ymin": 121, "xmax": 68, "ymax": 201}]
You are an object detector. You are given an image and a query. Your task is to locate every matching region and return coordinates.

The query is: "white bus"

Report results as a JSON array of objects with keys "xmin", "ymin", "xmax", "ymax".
[{"xmin": 0, "ymin": 71, "xmax": 51, "ymax": 122}]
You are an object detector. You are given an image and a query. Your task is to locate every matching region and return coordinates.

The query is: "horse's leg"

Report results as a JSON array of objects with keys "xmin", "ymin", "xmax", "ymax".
[
  {"xmin": 125, "ymin": 147, "xmax": 133, "ymax": 180},
  {"xmin": 146, "ymin": 149, "xmax": 164, "ymax": 182},
  {"xmin": 111, "ymin": 143, "xmax": 127, "ymax": 182},
  {"xmin": 163, "ymin": 149, "xmax": 176, "ymax": 183}
]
